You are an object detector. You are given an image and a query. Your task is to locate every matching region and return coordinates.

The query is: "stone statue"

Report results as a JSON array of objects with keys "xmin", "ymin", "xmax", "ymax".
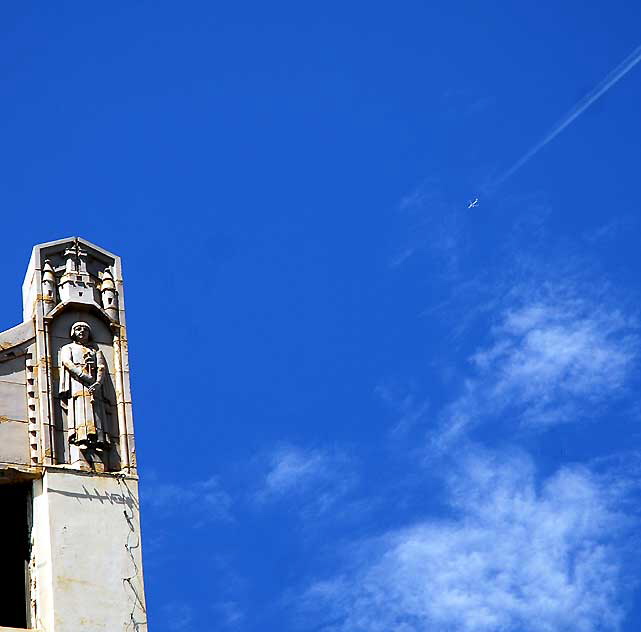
[{"xmin": 59, "ymin": 321, "xmax": 110, "ymax": 450}]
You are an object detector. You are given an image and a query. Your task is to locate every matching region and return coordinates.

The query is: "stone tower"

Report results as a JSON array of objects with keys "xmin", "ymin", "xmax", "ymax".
[{"xmin": 0, "ymin": 237, "xmax": 147, "ymax": 631}]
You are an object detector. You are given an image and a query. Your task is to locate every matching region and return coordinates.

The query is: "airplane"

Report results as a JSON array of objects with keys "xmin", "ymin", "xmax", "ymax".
[{"xmin": 467, "ymin": 198, "xmax": 479, "ymax": 209}]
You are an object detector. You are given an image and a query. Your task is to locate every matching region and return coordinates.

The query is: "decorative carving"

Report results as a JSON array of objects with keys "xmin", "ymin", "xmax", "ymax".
[
  {"xmin": 59, "ymin": 322, "xmax": 111, "ymax": 452},
  {"xmin": 26, "ymin": 355, "xmax": 38, "ymax": 465},
  {"xmin": 58, "ymin": 242, "xmax": 99, "ymax": 305},
  {"xmin": 41, "ymin": 259, "xmax": 56, "ymax": 314},
  {"xmin": 0, "ymin": 237, "xmax": 136, "ymax": 472},
  {"xmin": 101, "ymin": 267, "xmax": 118, "ymax": 321}
]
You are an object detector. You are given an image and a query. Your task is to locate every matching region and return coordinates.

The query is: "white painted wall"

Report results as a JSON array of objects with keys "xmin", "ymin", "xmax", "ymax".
[{"xmin": 32, "ymin": 469, "xmax": 147, "ymax": 631}]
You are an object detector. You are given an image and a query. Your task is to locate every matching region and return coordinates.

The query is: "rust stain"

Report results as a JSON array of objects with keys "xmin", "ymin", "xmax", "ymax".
[{"xmin": 55, "ymin": 575, "xmax": 94, "ymax": 591}]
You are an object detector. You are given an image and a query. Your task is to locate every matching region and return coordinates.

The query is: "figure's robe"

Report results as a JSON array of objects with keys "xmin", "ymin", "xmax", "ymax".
[{"xmin": 59, "ymin": 342, "xmax": 110, "ymax": 448}]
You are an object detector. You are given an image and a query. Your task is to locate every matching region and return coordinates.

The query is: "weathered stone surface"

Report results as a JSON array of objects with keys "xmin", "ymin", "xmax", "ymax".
[
  {"xmin": 0, "ymin": 419, "xmax": 29, "ymax": 465},
  {"xmin": 0, "ymin": 320, "xmax": 34, "ymax": 351},
  {"xmin": 32, "ymin": 469, "xmax": 147, "ymax": 631},
  {"xmin": 10, "ymin": 237, "xmax": 138, "ymax": 473},
  {"xmin": 0, "ymin": 238, "xmax": 147, "ymax": 630},
  {"xmin": 0, "ymin": 381, "xmax": 28, "ymax": 421},
  {"xmin": 0, "ymin": 356, "xmax": 28, "ymax": 385}
]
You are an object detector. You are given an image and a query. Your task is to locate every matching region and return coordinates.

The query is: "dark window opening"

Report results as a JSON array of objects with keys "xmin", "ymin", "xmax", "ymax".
[{"xmin": 0, "ymin": 483, "xmax": 31, "ymax": 628}]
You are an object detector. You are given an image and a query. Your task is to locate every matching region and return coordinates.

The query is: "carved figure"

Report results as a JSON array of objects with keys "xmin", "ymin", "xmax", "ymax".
[{"xmin": 59, "ymin": 322, "xmax": 110, "ymax": 450}]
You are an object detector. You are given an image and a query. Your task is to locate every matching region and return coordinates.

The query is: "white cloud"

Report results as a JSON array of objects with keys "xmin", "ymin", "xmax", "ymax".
[
  {"xmin": 435, "ymin": 287, "xmax": 637, "ymax": 449},
  {"xmin": 375, "ymin": 382, "xmax": 430, "ymax": 436},
  {"xmin": 303, "ymin": 451, "xmax": 630, "ymax": 632},
  {"xmin": 143, "ymin": 474, "xmax": 232, "ymax": 525},
  {"xmin": 393, "ymin": 179, "xmax": 467, "ymax": 276},
  {"xmin": 213, "ymin": 600, "xmax": 245, "ymax": 627},
  {"xmin": 161, "ymin": 602, "xmax": 194, "ymax": 631},
  {"xmin": 264, "ymin": 445, "xmax": 329, "ymax": 495},
  {"xmin": 258, "ymin": 444, "xmax": 356, "ymax": 516}
]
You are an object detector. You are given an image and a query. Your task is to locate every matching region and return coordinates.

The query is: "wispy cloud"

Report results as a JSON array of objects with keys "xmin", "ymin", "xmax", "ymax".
[
  {"xmin": 375, "ymin": 382, "xmax": 430, "ymax": 437},
  {"xmin": 257, "ymin": 444, "xmax": 356, "ymax": 516},
  {"xmin": 392, "ymin": 179, "xmax": 467, "ymax": 275},
  {"xmin": 161, "ymin": 602, "xmax": 194, "ymax": 631},
  {"xmin": 213, "ymin": 600, "xmax": 245, "ymax": 627},
  {"xmin": 434, "ymin": 283, "xmax": 638, "ymax": 449},
  {"xmin": 302, "ymin": 450, "xmax": 632, "ymax": 632},
  {"xmin": 582, "ymin": 215, "xmax": 637, "ymax": 246},
  {"xmin": 143, "ymin": 473, "xmax": 232, "ymax": 526}
]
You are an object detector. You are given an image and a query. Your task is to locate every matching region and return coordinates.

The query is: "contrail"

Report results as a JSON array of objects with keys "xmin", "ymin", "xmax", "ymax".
[{"xmin": 489, "ymin": 41, "xmax": 641, "ymax": 189}]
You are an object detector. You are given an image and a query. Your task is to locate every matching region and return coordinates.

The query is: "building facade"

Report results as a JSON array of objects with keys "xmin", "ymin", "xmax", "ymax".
[{"xmin": 0, "ymin": 237, "xmax": 147, "ymax": 631}]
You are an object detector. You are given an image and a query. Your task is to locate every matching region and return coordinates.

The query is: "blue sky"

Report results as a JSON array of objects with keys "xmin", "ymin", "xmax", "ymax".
[{"xmin": 1, "ymin": 2, "xmax": 641, "ymax": 630}]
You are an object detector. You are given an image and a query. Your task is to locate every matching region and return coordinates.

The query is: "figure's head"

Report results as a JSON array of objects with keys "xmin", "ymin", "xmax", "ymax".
[{"xmin": 70, "ymin": 321, "xmax": 92, "ymax": 344}]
